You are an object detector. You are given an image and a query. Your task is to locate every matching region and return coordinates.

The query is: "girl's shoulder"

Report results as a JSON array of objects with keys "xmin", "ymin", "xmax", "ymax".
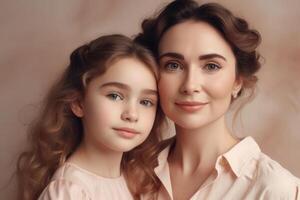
[
  {"xmin": 39, "ymin": 162, "xmax": 134, "ymax": 200},
  {"xmin": 50, "ymin": 162, "xmax": 97, "ymax": 182},
  {"xmin": 38, "ymin": 163, "xmax": 92, "ymax": 200},
  {"xmin": 38, "ymin": 178, "xmax": 91, "ymax": 200}
]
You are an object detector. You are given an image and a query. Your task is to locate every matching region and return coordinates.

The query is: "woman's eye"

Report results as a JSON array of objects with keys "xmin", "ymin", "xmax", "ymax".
[
  {"xmin": 164, "ymin": 62, "xmax": 182, "ymax": 71},
  {"xmin": 203, "ymin": 63, "xmax": 221, "ymax": 72},
  {"xmin": 140, "ymin": 100, "xmax": 154, "ymax": 107},
  {"xmin": 107, "ymin": 93, "xmax": 123, "ymax": 101}
]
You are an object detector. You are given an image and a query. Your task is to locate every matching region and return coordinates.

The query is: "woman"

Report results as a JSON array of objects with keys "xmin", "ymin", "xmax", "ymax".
[{"xmin": 135, "ymin": 0, "xmax": 300, "ymax": 199}]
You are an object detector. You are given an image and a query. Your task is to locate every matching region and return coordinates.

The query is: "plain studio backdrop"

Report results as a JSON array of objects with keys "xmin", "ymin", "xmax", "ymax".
[{"xmin": 0, "ymin": 0, "xmax": 299, "ymax": 199}]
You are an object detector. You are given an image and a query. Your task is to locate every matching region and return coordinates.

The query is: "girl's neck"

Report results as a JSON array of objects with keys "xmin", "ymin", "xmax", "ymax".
[
  {"xmin": 169, "ymin": 116, "xmax": 238, "ymax": 174},
  {"xmin": 68, "ymin": 139, "xmax": 123, "ymax": 178}
]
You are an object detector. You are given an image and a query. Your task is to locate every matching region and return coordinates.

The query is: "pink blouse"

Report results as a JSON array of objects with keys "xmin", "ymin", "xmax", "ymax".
[
  {"xmin": 155, "ymin": 137, "xmax": 300, "ymax": 200},
  {"xmin": 38, "ymin": 162, "xmax": 133, "ymax": 200}
]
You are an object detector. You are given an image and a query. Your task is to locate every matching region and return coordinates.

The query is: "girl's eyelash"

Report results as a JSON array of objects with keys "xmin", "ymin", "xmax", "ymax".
[
  {"xmin": 106, "ymin": 92, "xmax": 123, "ymax": 101},
  {"xmin": 140, "ymin": 99, "xmax": 155, "ymax": 107},
  {"xmin": 106, "ymin": 92, "xmax": 156, "ymax": 107}
]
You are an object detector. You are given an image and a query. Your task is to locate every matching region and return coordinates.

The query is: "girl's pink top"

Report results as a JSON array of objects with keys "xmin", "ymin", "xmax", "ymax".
[{"xmin": 38, "ymin": 162, "xmax": 133, "ymax": 200}]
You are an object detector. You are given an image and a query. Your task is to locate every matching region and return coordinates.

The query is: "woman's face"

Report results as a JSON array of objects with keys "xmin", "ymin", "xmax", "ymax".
[{"xmin": 158, "ymin": 20, "xmax": 241, "ymax": 130}]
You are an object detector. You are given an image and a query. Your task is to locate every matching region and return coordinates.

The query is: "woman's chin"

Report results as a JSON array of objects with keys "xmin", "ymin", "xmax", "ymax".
[{"xmin": 172, "ymin": 118, "xmax": 208, "ymax": 131}]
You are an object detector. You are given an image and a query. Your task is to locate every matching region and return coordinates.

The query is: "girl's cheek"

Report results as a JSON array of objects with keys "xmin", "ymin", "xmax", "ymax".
[
  {"xmin": 143, "ymin": 110, "xmax": 157, "ymax": 132},
  {"xmin": 85, "ymin": 97, "xmax": 116, "ymax": 120}
]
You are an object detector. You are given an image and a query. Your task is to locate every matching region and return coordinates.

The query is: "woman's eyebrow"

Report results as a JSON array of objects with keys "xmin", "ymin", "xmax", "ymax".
[
  {"xmin": 159, "ymin": 52, "xmax": 226, "ymax": 62},
  {"xmin": 199, "ymin": 53, "xmax": 227, "ymax": 61},
  {"xmin": 158, "ymin": 52, "xmax": 185, "ymax": 60}
]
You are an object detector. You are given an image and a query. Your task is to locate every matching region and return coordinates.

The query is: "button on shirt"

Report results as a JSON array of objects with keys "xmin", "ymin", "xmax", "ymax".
[{"xmin": 154, "ymin": 137, "xmax": 300, "ymax": 200}]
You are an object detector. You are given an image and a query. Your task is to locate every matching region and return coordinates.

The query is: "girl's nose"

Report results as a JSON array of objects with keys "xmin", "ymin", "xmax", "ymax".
[{"xmin": 121, "ymin": 104, "xmax": 138, "ymax": 122}]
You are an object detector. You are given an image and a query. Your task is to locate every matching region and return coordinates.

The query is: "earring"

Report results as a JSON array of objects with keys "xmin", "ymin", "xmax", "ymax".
[{"xmin": 232, "ymin": 91, "xmax": 238, "ymax": 98}]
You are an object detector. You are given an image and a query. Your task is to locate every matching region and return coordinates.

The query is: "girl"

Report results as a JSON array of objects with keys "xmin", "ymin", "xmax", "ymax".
[
  {"xmin": 17, "ymin": 34, "xmax": 165, "ymax": 200},
  {"xmin": 135, "ymin": 0, "xmax": 300, "ymax": 199}
]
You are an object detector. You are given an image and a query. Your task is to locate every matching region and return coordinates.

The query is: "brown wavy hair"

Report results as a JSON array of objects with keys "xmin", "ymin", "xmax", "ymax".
[
  {"xmin": 134, "ymin": 0, "xmax": 262, "ymax": 101},
  {"xmin": 16, "ymin": 34, "xmax": 167, "ymax": 200}
]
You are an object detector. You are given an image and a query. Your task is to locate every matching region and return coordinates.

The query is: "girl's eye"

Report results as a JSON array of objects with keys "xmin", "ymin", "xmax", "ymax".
[
  {"xmin": 107, "ymin": 93, "xmax": 123, "ymax": 101},
  {"xmin": 203, "ymin": 63, "xmax": 221, "ymax": 72},
  {"xmin": 140, "ymin": 100, "xmax": 154, "ymax": 107},
  {"xmin": 164, "ymin": 61, "xmax": 183, "ymax": 71}
]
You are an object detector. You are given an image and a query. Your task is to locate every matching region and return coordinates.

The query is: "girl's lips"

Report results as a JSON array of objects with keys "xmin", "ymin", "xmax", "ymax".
[
  {"xmin": 175, "ymin": 101, "xmax": 208, "ymax": 112},
  {"xmin": 113, "ymin": 127, "xmax": 139, "ymax": 139}
]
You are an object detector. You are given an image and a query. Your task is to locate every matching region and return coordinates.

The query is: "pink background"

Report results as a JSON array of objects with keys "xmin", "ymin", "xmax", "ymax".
[{"xmin": 0, "ymin": 0, "xmax": 299, "ymax": 199}]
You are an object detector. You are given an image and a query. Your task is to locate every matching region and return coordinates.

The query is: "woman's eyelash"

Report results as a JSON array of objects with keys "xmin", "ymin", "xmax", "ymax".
[
  {"xmin": 163, "ymin": 61, "xmax": 183, "ymax": 71},
  {"xmin": 203, "ymin": 63, "xmax": 222, "ymax": 71},
  {"xmin": 162, "ymin": 60, "xmax": 222, "ymax": 72}
]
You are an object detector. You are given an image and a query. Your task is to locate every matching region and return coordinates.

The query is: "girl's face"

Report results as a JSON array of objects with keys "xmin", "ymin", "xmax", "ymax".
[
  {"xmin": 158, "ymin": 21, "xmax": 242, "ymax": 130},
  {"xmin": 72, "ymin": 57, "xmax": 158, "ymax": 152}
]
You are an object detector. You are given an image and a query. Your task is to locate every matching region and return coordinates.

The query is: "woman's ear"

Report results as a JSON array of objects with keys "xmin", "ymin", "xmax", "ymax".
[
  {"xmin": 232, "ymin": 76, "xmax": 243, "ymax": 98},
  {"xmin": 70, "ymin": 100, "xmax": 84, "ymax": 118}
]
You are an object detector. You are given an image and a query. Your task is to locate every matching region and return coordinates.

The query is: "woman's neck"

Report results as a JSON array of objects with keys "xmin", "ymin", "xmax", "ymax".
[
  {"xmin": 169, "ymin": 116, "xmax": 238, "ymax": 174},
  {"xmin": 69, "ymin": 139, "xmax": 123, "ymax": 178}
]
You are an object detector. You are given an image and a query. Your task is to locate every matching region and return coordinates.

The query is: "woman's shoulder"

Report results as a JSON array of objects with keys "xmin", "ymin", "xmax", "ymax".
[
  {"xmin": 252, "ymin": 152, "xmax": 300, "ymax": 198},
  {"xmin": 224, "ymin": 136, "xmax": 299, "ymax": 198},
  {"xmin": 256, "ymin": 152, "xmax": 299, "ymax": 182}
]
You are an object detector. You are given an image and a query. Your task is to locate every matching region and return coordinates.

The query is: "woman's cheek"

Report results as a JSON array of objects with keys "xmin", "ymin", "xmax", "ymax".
[
  {"xmin": 159, "ymin": 74, "xmax": 179, "ymax": 95},
  {"xmin": 205, "ymin": 74, "xmax": 236, "ymax": 99}
]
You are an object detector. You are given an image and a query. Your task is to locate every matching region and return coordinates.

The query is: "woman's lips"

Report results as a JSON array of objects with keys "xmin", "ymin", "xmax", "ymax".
[
  {"xmin": 112, "ymin": 127, "xmax": 139, "ymax": 139},
  {"xmin": 175, "ymin": 101, "xmax": 208, "ymax": 112}
]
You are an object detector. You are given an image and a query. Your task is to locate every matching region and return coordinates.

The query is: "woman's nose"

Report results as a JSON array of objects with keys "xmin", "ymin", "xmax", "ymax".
[{"xmin": 180, "ymin": 68, "xmax": 202, "ymax": 95}]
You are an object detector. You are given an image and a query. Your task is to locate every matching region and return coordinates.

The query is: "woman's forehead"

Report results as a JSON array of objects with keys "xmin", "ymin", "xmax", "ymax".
[{"xmin": 158, "ymin": 21, "xmax": 235, "ymax": 62}]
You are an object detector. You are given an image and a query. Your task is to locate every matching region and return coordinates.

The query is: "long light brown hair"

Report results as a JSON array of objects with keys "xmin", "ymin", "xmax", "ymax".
[{"xmin": 16, "ymin": 34, "xmax": 167, "ymax": 200}]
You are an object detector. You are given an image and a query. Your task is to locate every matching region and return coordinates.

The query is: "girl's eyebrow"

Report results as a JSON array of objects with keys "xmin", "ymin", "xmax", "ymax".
[
  {"xmin": 142, "ymin": 89, "xmax": 158, "ymax": 97},
  {"xmin": 100, "ymin": 82, "xmax": 157, "ymax": 96},
  {"xmin": 100, "ymin": 82, "xmax": 130, "ymax": 90}
]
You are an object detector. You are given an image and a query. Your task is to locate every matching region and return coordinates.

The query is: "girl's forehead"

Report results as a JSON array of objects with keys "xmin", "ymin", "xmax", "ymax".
[{"xmin": 88, "ymin": 57, "xmax": 158, "ymax": 92}]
